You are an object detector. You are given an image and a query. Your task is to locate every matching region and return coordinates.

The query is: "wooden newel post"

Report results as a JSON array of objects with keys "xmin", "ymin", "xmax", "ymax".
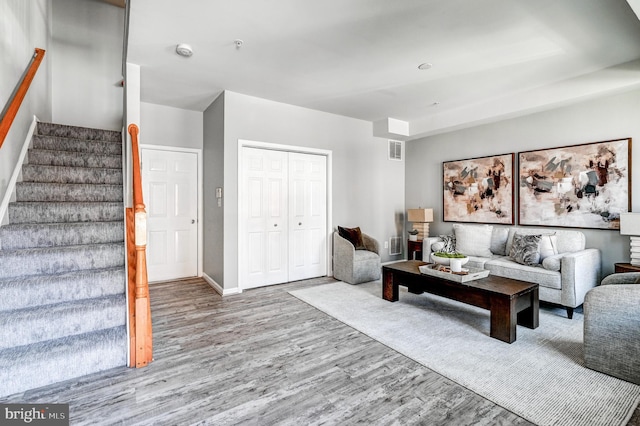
[{"xmin": 128, "ymin": 124, "xmax": 153, "ymax": 367}]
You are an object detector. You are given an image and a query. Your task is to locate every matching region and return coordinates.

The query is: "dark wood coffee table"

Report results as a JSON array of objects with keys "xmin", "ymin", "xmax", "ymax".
[{"xmin": 382, "ymin": 261, "xmax": 539, "ymax": 343}]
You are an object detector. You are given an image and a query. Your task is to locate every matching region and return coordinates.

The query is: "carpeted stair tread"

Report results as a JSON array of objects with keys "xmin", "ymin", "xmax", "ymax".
[
  {"xmin": 22, "ymin": 164, "xmax": 123, "ymax": 185},
  {"xmin": 37, "ymin": 122, "xmax": 121, "ymax": 143},
  {"xmin": 15, "ymin": 182, "xmax": 123, "ymax": 202},
  {"xmin": 0, "ymin": 326, "xmax": 127, "ymax": 397},
  {"xmin": 0, "ymin": 267, "xmax": 125, "ymax": 311},
  {"xmin": 0, "ymin": 295, "xmax": 126, "ymax": 350},
  {"xmin": 0, "ymin": 243, "xmax": 125, "ymax": 280},
  {"xmin": 0, "ymin": 221, "xmax": 124, "ymax": 250},
  {"xmin": 28, "ymin": 149, "xmax": 122, "ymax": 169},
  {"xmin": 32, "ymin": 135, "xmax": 121, "ymax": 156},
  {"xmin": 8, "ymin": 202, "xmax": 124, "ymax": 224}
]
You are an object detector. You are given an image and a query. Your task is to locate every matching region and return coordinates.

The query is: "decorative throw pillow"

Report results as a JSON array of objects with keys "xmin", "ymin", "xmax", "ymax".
[
  {"xmin": 438, "ymin": 235, "xmax": 456, "ymax": 253},
  {"xmin": 510, "ymin": 233, "xmax": 542, "ymax": 266},
  {"xmin": 490, "ymin": 227, "xmax": 510, "ymax": 256},
  {"xmin": 538, "ymin": 234, "xmax": 558, "ymax": 262},
  {"xmin": 453, "ymin": 224, "xmax": 493, "ymax": 257},
  {"xmin": 542, "ymin": 253, "xmax": 563, "ymax": 272},
  {"xmin": 338, "ymin": 226, "xmax": 367, "ymax": 250}
]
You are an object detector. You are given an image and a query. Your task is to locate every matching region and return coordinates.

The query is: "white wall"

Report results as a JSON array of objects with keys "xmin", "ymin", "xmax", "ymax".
[
  {"xmin": 0, "ymin": 0, "xmax": 52, "ymax": 201},
  {"xmin": 141, "ymin": 102, "xmax": 203, "ymax": 149},
  {"xmin": 406, "ymin": 89, "xmax": 640, "ymax": 277},
  {"xmin": 205, "ymin": 91, "xmax": 405, "ymax": 291},
  {"xmin": 51, "ymin": 0, "xmax": 124, "ymax": 130}
]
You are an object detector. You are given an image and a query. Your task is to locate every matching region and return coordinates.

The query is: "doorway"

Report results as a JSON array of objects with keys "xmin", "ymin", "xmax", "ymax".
[{"xmin": 141, "ymin": 146, "xmax": 202, "ymax": 282}]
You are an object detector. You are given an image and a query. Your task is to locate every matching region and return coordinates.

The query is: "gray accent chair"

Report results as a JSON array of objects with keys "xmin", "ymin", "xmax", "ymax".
[
  {"xmin": 583, "ymin": 272, "xmax": 640, "ymax": 384},
  {"xmin": 333, "ymin": 231, "xmax": 381, "ymax": 284}
]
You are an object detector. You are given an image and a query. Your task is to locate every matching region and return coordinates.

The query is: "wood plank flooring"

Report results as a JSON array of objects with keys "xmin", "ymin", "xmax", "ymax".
[{"xmin": 1, "ymin": 277, "xmax": 638, "ymax": 425}]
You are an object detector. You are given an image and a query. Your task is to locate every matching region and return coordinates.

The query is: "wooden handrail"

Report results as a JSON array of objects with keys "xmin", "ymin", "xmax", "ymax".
[
  {"xmin": 0, "ymin": 48, "xmax": 45, "ymax": 149},
  {"xmin": 127, "ymin": 123, "xmax": 153, "ymax": 368}
]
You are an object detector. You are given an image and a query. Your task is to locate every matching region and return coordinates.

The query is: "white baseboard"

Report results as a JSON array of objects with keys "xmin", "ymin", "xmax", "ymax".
[{"xmin": 202, "ymin": 273, "xmax": 242, "ymax": 296}]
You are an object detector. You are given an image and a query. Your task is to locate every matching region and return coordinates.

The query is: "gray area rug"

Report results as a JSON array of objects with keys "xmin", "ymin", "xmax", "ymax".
[{"xmin": 289, "ymin": 281, "xmax": 640, "ymax": 426}]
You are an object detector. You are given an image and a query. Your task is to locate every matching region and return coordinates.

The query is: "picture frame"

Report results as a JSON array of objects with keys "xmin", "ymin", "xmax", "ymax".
[
  {"xmin": 518, "ymin": 138, "xmax": 631, "ymax": 230},
  {"xmin": 443, "ymin": 153, "xmax": 515, "ymax": 224}
]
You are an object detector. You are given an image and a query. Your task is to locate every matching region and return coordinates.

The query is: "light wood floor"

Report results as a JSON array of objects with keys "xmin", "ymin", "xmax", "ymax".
[{"xmin": 2, "ymin": 277, "xmax": 638, "ymax": 425}]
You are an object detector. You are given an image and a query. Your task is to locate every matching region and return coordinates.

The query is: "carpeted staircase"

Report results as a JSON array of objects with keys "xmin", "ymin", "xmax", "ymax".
[{"xmin": 0, "ymin": 122, "xmax": 128, "ymax": 397}]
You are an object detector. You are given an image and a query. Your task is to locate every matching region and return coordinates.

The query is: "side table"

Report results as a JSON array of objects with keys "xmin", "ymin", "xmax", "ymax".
[
  {"xmin": 614, "ymin": 263, "xmax": 640, "ymax": 273},
  {"xmin": 408, "ymin": 239, "xmax": 422, "ymax": 261}
]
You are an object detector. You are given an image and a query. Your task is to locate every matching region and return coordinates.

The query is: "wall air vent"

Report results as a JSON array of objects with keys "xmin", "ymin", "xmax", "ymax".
[
  {"xmin": 388, "ymin": 140, "xmax": 402, "ymax": 161},
  {"xmin": 389, "ymin": 236, "xmax": 402, "ymax": 255}
]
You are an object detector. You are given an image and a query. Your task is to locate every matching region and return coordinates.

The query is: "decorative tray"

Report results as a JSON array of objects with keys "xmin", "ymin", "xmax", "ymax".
[{"xmin": 418, "ymin": 263, "xmax": 490, "ymax": 283}]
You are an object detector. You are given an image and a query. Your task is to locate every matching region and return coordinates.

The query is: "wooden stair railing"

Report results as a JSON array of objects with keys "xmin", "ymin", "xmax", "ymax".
[
  {"xmin": 0, "ymin": 48, "xmax": 46, "ymax": 148},
  {"xmin": 127, "ymin": 124, "xmax": 152, "ymax": 367}
]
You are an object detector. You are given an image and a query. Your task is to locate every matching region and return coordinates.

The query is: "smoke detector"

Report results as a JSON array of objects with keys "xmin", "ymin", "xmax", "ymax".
[{"xmin": 176, "ymin": 43, "xmax": 193, "ymax": 58}]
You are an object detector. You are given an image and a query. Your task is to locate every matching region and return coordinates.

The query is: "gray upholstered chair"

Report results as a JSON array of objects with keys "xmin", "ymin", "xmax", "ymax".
[
  {"xmin": 333, "ymin": 231, "xmax": 381, "ymax": 284},
  {"xmin": 583, "ymin": 272, "xmax": 640, "ymax": 384}
]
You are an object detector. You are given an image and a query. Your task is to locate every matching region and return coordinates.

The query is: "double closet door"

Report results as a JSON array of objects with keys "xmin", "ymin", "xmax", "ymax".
[{"xmin": 242, "ymin": 147, "xmax": 327, "ymax": 289}]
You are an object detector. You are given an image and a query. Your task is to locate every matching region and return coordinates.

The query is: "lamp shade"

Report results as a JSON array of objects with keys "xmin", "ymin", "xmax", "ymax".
[
  {"xmin": 620, "ymin": 213, "xmax": 640, "ymax": 235},
  {"xmin": 408, "ymin": 208, "xmax": 433, "ymax": 223}
]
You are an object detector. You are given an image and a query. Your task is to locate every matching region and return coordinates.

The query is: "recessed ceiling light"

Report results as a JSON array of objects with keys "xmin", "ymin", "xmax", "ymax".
[
  {"xmin": 176, "ymin": 43, "xmax": 193, "ymax": 57},
  {"xmin": 418, "ymin": 63, "xmax": 433, "ymax": 70}
]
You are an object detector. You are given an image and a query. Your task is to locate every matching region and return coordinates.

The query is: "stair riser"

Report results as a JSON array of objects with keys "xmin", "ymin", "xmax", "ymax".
[
  {"xmin": 37, "ymin": 122, "xmax": 121, "ymax": 142},
  {"xmin": 32, "ymin": 136, "xmax": 121, "ymax": 155},
  {"xmin": 0, "ymin": 296, "xmax": 126, "ymax": 350},
  {"xmin": 0, "ymin": 326, "xmax": 127, "ymax": 398},
  {"xmin": 0, "ymin": 222, "xmax": 124, "ymax": 250},
  {"xmin": 22, "ymin": 165, "xmax": 123, "ymax": 185},
  {"xmin": 0, "ymin": 244, "xmax": 125, "ymax": 280},
  {"xmin": 16, "ymin": 183, "xmax": 123, "ymax": 202},
  {"xmin": 0, "ymin": 268, "xmax": 125, "ymax": 311},
  {"xmin": 28, "ymin": 149, "xmax": 122, "ymax": 169}
]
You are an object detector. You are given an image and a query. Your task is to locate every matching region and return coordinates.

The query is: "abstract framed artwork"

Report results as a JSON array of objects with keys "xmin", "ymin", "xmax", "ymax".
[
  {"xmin": 443, "ymin": 153, "xmax": 515, "ymax": 224},
  {"xmin": 518, "ymin": 138, "xmax": 631, "ymax": 230}
]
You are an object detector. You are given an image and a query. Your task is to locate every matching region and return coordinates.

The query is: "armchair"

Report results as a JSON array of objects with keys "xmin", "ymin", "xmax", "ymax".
[
  {"xmin": 583, "ymin": 272, "xmax": 640, "ymax": 384},
  {"xmin": 333, "ymin": 231, "xmax": 381, "ymax": 284}
]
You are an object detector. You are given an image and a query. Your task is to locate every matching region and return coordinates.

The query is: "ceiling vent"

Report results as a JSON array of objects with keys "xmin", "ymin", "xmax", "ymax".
[
  {"xmin": 389, "ymin": 236, "xmax": 402, "ymax": 256},
  {"xmin": 388, "ymin": 140, "xmax": 402, "ymax": 161}
]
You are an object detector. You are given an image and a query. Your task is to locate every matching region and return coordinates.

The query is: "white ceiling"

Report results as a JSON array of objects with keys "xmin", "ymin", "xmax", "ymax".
[{"xmin": 127, "ymin": 0, "xmax": 640, "ymax": 140}]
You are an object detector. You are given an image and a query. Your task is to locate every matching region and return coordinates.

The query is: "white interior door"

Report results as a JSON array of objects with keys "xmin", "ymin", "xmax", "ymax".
[
  {"xmin": 241, "ymin": 146, "xmax": 328, "ymax": 288},
  {"xmin": 242, "ymin": 147, "xmax": 289, "ymax": 288},
  {"xmin": 289, "ymin": 152, "xmax": 327, "ymax": 281},
  {"xmin": 142, "ymin": 148, "xmax": 198, "ymax": 282}
]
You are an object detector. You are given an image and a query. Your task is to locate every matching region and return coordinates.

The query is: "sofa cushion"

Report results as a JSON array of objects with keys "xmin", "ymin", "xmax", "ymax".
[
  {"xmin": 490, "ymin": 227, "xmax": 510, "ymax": 256},
  {"xmin": 538, "ymin": 234, "xmax": 558, "ymax": 261},
  {"xmin": 453, "ymin": 224, "xmax": 493, "ymax": 257},
  {"xmin": 338, "ymin": 226, "xmax": 366, "ymax": 250},
  {"xmin": 485, "ymin": 257, "xmax": 562, "ymax": 290},
  {"xmin": 510, "ymin": 233, "xmax": 542, "ymax": 266},
  {"xmin": 466, "ymin": 255, "xmax": 501, "ymax": 270}
]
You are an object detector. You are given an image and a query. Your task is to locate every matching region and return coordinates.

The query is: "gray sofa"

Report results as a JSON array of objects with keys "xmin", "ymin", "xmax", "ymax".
[
  {"xmin": 333, "ymin": 231, "xmax": 381, "ymax": 284},
  {"xmin": 584, "ymin": 272, "xmax": 640, "ymax": 384},
  {"xmin": 425, "ymin": 224, "xmax": 601, "ymax": 318}
]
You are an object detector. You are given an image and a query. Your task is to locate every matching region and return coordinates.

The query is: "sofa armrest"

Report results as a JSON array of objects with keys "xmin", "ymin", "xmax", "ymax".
[
  {"xmin": 584, "ymin": 284, "xmax": 640, "ymax": 384},
  {"xmin": 422, "ymin": 237, "xmax": 441, "ymax": 255},
  {"xmin": 560, "ymin": 248, "xmax": 601, "ymax": 308},
  {"xmin": 362, "ymin": 233, "xmax": 379, "ymax": 254},
  {"xmin": 601, "ymin": 272, "xmax": 640, "ymax": 286}
]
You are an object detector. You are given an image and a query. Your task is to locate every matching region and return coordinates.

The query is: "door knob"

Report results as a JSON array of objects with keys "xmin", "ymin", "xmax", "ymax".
[
  {"xmin": 274, "ymin": 224, "xmax": 278, "ymax": 227},
  {"xmin": 191, "ymin": 219, "xmax": 195, "ymax": 224},
  {"xmin": 298, "ymin": 222, "xmax": 302, "ymax": 225}
]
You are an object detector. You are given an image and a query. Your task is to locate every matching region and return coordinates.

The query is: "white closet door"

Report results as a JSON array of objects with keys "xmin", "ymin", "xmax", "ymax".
[
  {"xmin": 288, "ymin": 152, "xmax": 327, "ymax": 281},
  {"xmin": 142, "ymin": 148, "xmax": 198, "ymax": 282},
  {"xmin": 242, "ymin": 147, "xmax": 289, "ymax": 288}
]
